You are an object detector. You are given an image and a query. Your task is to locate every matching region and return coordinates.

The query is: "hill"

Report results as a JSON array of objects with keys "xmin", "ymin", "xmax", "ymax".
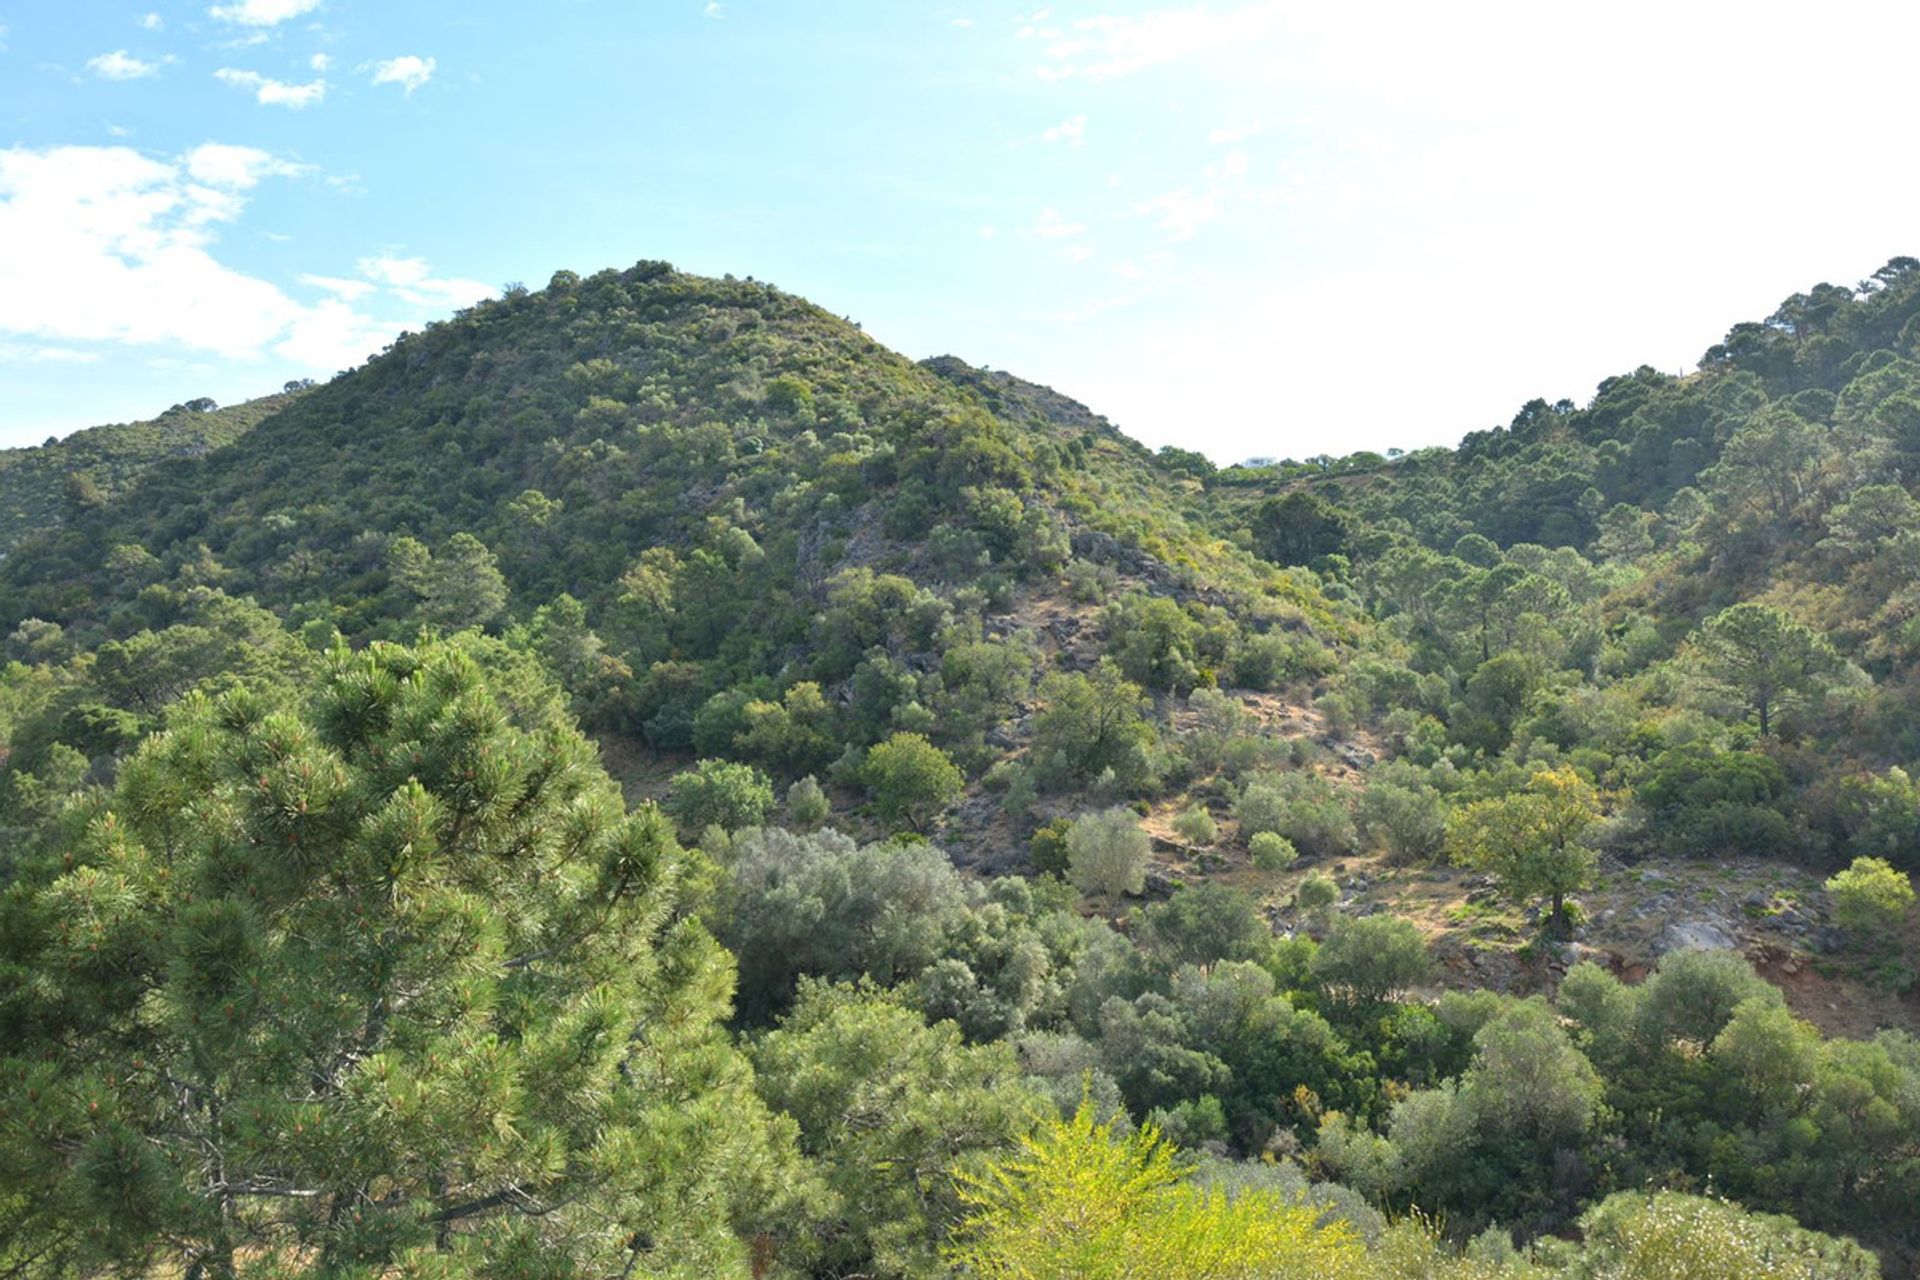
[
  {"xmin": 0, "ymin": 391, "xmax": 299, "ymax": 557},
  {"xmin": 1, "ymin": 259, "xmax": 1917, "ymax": 1277}
]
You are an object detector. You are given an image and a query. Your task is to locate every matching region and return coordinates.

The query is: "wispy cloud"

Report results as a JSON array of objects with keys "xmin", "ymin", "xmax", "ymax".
[
  {"xmin": 369, "ymin": 54, "xmax": 434, "ymax": 95},
  {"xmin": 0, "ymin": 343, "xmax": 103, "ymax": 365},
  {"xmin": 1023, "ymin": 207, "xmax": 1095, "ymax": 263},
  {"xmin": 1028, "ymin": 206, "xmax": 1085, "ymax": 240},
  {"xmin": 299, "ymin": 273, "xmax": 376, "ymax": 302},
  {"xmin": 1136, "ymin": 150, "xmax": 1250, "ymax": 239},
  {"xmin": 356, "ymin": 255, "xmax": 493, "ymax": 309},
  {"xmin": 214, "ymin": 68, "xmax": 328, "ymax": 108},
  {"xmin": 207, "ymin": 0, "xmax": 323, "ymax": 26},
  {"xmin": 185, "ymin": 142, "xmax": 310, "ymax": 189},
  {"xmin": 1024, "ymin": 2, "xmax": 1279, "ymax": 82},
  {"xmin": 137, "ymin": 12, "xmax": 165, "ymax": 31},
  {"xmin": 1209, "ymin": 121, "xmax": 1263, "ymax": 145},
  {"xmin": 88, "ymin": 50, "xmax": 162, "ymax": 80},
  {"xmin": 310, "ymin": 52, "xmax": 332, "ymax": 71},
  {"xmin": 1041, "ymin": 114, "xmax": 1087, "ymax": 147},
  {"xmin": 704, "ymin": 1, "xmax": 725, "ymax": 17}
]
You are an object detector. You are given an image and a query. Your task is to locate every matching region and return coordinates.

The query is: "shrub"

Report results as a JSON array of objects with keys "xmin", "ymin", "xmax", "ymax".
[
  {"xmin": 863, "ymin": 732, "xmax": 965, "ymax": 831},
  {"xmin": 1824, "ymin": 856, "xmax": 1916, "ymax": 945},
  {"xmin": 1172, "ymin": 805, "xmax": 1218, "ymax": 847},
  {"xmin": 1067, "ymin": 807, "xmax": 1151, "ymax": 903},
  {"xmin": 668, "ymin": 758, "xmax": 776, "ymax": 834},
  {"xmin": 1296, "ymin": 872, "xmax": 1339, "ymax": 915},
  {"xmin": 1249, "ymin": 831, "xmax": 1298, "ymax": 870},
  {"xmin": 787, "ymin": 774, "xmax": 830, "ymax": 828}
]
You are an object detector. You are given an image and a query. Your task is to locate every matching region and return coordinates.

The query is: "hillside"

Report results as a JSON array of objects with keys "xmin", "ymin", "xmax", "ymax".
[
  {"xmin": 2, "ymin": 260, "xmax": 1917, "ymax": 1278},
  {"xmin": 0, "ymin": 391, "xmax": 300, "ymax": 557}
]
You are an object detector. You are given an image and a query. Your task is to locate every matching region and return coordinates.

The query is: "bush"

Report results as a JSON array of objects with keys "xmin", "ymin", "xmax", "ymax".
[
  {"xmin": 863, "ymin": 732, "xmax": 964, "ymax": 831},
  {"xmin": 1067, "ymin": 807, "xmax": 1151, "ymax": 902},
  {"xmin": 1824, "ymin": 856, "xmax": 1915, "ymax": 945},
  {"xmin": 1358, "ymin": 781, "xmax": 1447, "ymax": 863},
  {"xmin": 1030, "ymin": 818, "xmax": 1074, "ymax": 877},
  {"xmin": 1240, "ymin": 772, "xmax": 1360, "ymax": 858},
  {"xmin": 1296, "ymin": 872, "xmax": 1338, "ymax": 914},
  {"xmin": 1249, "ymin": 831, "xmax": 1298, "ymax": 870},
  {"xmin": 1312, "ymin": 916, "xmax": 1430, "ymax": 1004},
  {"xmin": 667, "ymin": 758, "xmax": 776, "ymax": 834},
  {"xmin": 1172, "ymin": 805, "xmax": 1218, "ymax": 846},
  {"xmin": 1234, "ymin": 780, "xmax": 1288, "ymax": 840},
  {"xmin": 787, "ymin": 774, "xmax": 830, "ymax": 828}
]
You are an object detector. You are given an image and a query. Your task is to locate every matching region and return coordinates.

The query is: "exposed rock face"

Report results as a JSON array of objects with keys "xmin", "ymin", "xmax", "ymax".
[{"xmin": 1654, "ymin": 916, "xmax": 1740, "ymax": 956}]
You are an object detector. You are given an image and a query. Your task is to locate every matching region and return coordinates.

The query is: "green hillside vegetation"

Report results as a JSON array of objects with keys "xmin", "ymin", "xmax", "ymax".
[
  {"xmin": 2, "ymin": 259, "xmax": 1918, "ymax": 1277},
  {"xmin": 0, "ymin": 390, "xmax": 302, "ymax": 557}
]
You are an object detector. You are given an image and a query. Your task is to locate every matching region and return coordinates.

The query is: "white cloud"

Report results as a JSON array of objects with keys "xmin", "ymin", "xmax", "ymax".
[
  {"xmin": 369, "ymin": 54, "xmax": 434, "ymax": 94},
  {"xmin": 1027, "ymin": 2, "xmax": 1280, "ymax": 82},
  {"xmin": 0, "ymin": 143, "xmax": 490, "ymax": 378},
  {"xmin": 207, "ymin": 0, "xmax": 323, "ymax": 26},
  {"xmin": 356, "ymin": 255, "xmax": 493, "ymax": 309},
  {"xmin": 310, "ymin": 52, "xmax": 332, "ymax": 71},
  {"xmin": 1041, "ymin": 114, "xmax": 1087, "ymax": 147},
  {"xmin": 0, "ymin": 145, "xmax": 308, "ymax": 357},
  {"xmin": 88, "ymin": 50, "xmax": 161, "ymax": 80},
  {"xmin": 185, "ymin": 143, "xmax": 308, "ymax": 189},
  {"xmin": 298, "ymin": 272, "xmax": 375, "ymax": 301},
  {"xmin": 1028, "ymin": 206, "xmax": 1084, "ymax": 240},
  {"xmin": 951, "ymin": 17, "xmax": 974, "ymax": 27},
  {"xmin": 704, "ymin": 1, "xmax": 725, "ymax": 16},
  {"xmin": 1209, "ymin": 122, "xmax": 1263, "ymax": 145},
  {"xmin": 0, "ymin": 343, "xmax": 103, "ymax": 365},
  {"xmin": 1137, "ymin": 188, "xmax": 1221, "ymax": 239},
  {"xmin": 1134, "ymin": 150, "xmax": 1249, "ymax": 240},
  {"xmin": 137, "ymin": 12, "xmax": 165, "ymax": 31},
  {"xmin": 977, "ymin": 225, "xmax": 997, "ymax": 238},
  {"xmin": 214, "ymin": 67, "xmax": 327, "ymax": 108}
]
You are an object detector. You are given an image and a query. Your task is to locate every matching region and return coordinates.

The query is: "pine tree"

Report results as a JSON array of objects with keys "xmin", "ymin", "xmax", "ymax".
[{"xmin": 0, "ymin": 638, "xmax": 800, "ymax": 1278}]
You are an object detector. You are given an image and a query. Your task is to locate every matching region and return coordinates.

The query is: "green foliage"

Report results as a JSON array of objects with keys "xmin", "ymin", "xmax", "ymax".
[
  {"xmin": 10, "ymin": 259, "xmax": 1920, "ymax": 1273},
  {"xmin": 1172, "ymin": 804, "xmax": 1218, "ymax": 846},
  {"xmin": 0, "ymin": 638, "xmax": 799, "ymax": 1277},
  {"xmin": 1135, "ymin": 884, "xmax": 1271, "ymax": 969},
  {"xmin": 1029, "ymin": 816, "xmax": 1074, "ymax": 877},
  {"xmin": 1824, "ymin": 855, "xmax": 1915, "ymax": 943},
  {"xmin": 863, "ymin": 731, "xmax": 964, "ymax": 831},
  {"xmin": 1067, "ymin": 806, "xmax": 1151, "ymax": 903},
  {"xmin": 755, "ymin": 982, "xmax": 1040, "ymax": 1278},
  {"xmin": 666, "ymin": 757, "xmax": 776, "ymax": 835},
  {"xmin": 0, "ymin": 392, "xmax": 296, "ymax": 555},
  {"xmin": 1253, "ymin": 490, "xmax": 1351, "ymax": 568},
  {"xmin": 1635, "ymin": 744, "xmax": 1794, "ymax": 859},
  {"xmin": 785, "ymin": 773, "xmax": 830, "ymax": 828},
  {"xmin": 1296, "ymin": 872, "xmax": 1339, "ymax": 914},
  {"xmin": 1312, "ymin": 916, "xmax": 1431, "ymax": 1005},
  {"xmin": 1569, "ymin": 1191, "xmax": 1878, "ymax": 1279},
  {"xmin": 1447, "ymin": 767, "xmax": 1601, "ymax": 933},
  {"xmin": 1030, "ymin": 661, "xmax": 1156, "ymax": 791},
  {"xmin": 1249, "ymin": 830, "xmax": 1299, "ymax": 870},
  {"xmin": 1106, "ymin": 592, "xmax": 1210, "ymax": 692},
  {"xmin": 1690, "ymin": 603, "xmax": 1845, "ymax": 738},
  {"xmin": 950, "ymin": 1101, "xmax": 1367, "ymax": 1280}
]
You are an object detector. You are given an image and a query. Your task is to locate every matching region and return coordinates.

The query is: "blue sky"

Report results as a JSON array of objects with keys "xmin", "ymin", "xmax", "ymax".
[{"xmin": 3, "ymin": 1, "xmax": 1918, "ymax": 459}]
